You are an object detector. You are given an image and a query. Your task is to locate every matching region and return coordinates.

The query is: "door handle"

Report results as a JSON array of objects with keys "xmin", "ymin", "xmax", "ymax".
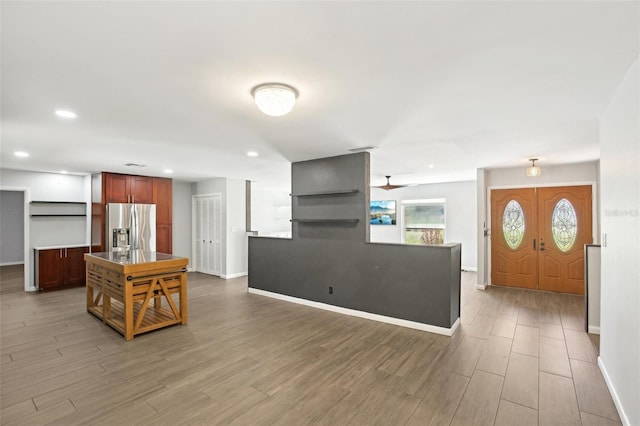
[
  {"xmin": 539, "ymin": 240, "xmax": 545, "ymax": 251},
  {"xmin": 533, "ymin": 239, "xmax": 536, "ymax": 250}
]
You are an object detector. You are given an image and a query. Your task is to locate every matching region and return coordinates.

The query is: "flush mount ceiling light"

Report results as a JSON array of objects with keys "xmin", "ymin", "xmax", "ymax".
[
  {"xmin": 247, "ymin": 151, "xmax": 259, "ymax": 157},
  {"xmin": 55, "ymin": 109, "xmax": 77, "ymax": 119},
  {"xmin": 526, "ymin": 158, "xmax": 541, "ymax": 177},
  {"xmin": 251, "ymin": 83, "xmax": 298, "ymax": 117},
  {"xmin": 14, "ymin": 151, "xmax": 29, "ymax": 157}
]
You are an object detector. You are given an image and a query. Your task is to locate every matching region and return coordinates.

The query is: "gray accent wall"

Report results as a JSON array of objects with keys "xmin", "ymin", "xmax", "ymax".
[
  {"xmin": 0, "ymin": 191, "xmax": 25, "ymax": 264},
  {"xmin": 249, "ymin": 152, "xmax": 461, "ymax": 329}
]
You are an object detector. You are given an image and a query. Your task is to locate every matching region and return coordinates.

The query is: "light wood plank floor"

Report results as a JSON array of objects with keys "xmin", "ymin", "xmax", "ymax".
[{"xmin": 0, "ymin": 265, "xmax": 619, "ymax": 425}]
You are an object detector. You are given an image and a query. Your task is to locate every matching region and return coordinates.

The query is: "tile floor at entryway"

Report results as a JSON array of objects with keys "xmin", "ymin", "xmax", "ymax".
[{"xmin": 0, "ymin": 266, "xmax": 620, "ymax": 425}]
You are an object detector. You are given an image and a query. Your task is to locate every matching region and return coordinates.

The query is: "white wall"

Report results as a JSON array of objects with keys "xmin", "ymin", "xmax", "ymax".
[
  {"xmin": 477, "ymin": 161, "xmax": 600, "ymax": 286},
  {"xmin": 250, "ymin": 188, "xmax": 291, "ymax": 236},
  {"xmin": 477, "ymin": 169, "xmax": 488, "ymax": 287},
  {"xmin": 172, "ymin": 181, "xmax": 192, "ymax": 265},
  {"xmin": 194, "ymin": 177, "xmax": 247, "ymax": 278},
  {"xmin": 226, "ymin": 179, "xmax": 247, "ymax": 277},
  {"xmin": 0, "ymin": 191, "xmax": 25, "ymax": 264},
  {"xmin": 370, "ymin": 180, "xmax": 477, "ymax": 270},
  {"xmin": 598, "ymin": 58, "xmax": 639, "ymax": 426}
]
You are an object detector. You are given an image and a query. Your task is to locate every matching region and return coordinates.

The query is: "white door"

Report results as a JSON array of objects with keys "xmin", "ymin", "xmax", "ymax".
[{"xmin": 194, "ymin": 194, "xmax": 222, "ymax": 276}]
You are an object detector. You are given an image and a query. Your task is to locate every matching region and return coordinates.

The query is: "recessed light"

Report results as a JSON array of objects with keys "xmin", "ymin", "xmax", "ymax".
[
  {"xmin": 60, "ymin": 170, "xmax": 68, "ymax": 174},
  {"xmin": 14, "ymin": 151, "xmax": 29, "ymax": 157},
  {"xmin": 55, "ymin": 109, "xmax": 77, "ymax": 119},
  {"xmin": 247, "ymin": 151, "xmax": 259, "ymax": 157},
  {"xmin": 428, "ymin": 164, "xmax": 435, "ymax": 169},
  {"xmin": 164, "ymin": 169, "xmax": 173, "ymax": 174}
]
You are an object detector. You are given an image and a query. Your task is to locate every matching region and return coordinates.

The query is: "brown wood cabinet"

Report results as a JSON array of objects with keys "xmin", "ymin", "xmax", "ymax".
[
  {"xmin": 153, "ymin": 177, "xmax": 173, "ymax": 254},
  {"xmin": 93, "ymin": 172, "xmax": 172, "ymax": 253},
  {"xmin": 104, "ymin": 173, "xmax": 153, "ymax": 204},
  {"xmin": 37, "ymin": 246, "xmax": 89, "ymax": 291}
]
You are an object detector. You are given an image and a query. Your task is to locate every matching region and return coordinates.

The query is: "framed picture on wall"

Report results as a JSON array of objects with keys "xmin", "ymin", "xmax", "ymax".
[{"xmin": 370, "ymin": 200, "xmax": 396, "ymax": 225}]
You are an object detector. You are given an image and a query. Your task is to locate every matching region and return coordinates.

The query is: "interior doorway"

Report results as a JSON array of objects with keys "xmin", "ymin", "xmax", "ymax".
[
  {"xmin": 491, "ymin": 185, "xmax": 593, "ymax": 294},
  {"xmin": 192, "ymin": 194, "xmax": 222, "ymax": 276},
  {"xmin": 0, "ymin": 188, "xmax": 31, "ymax": 292}
]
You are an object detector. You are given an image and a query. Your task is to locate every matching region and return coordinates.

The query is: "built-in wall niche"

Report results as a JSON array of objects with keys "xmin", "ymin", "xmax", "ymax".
[{"xmin": 30, "ymin": 201, "xmax": 87, "ymax": 217}]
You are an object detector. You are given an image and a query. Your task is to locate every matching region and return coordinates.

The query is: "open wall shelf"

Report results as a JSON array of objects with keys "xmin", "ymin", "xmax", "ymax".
[
  {"xmin": 291, "ymin": 189, "xmax": 359, "ymax": 197},
  {"xmin": 30, "ymin": 201, "xmax": 87, "ymax": 217},
  {"xmin": 291, "ymin": 219, "xmax": 360, "ymax": 223}
]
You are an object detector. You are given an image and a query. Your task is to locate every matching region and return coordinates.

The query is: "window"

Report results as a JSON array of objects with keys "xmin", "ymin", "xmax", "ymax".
[
  {"xmin": 502, "ymin": 199, "xmax": 525, "ymax": 250},
  {"xmin": 402, "ymin": 199, "xmax": 446, "ymax": 245},
  {"xmin": 552, "ymin": 198, "xmax": 578, "ymax": 252}
]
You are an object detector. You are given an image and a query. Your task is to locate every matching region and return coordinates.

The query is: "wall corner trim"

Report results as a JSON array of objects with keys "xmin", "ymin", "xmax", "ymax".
[
  {"xmin": 598, "ymin": 356, "xmax": 630, "ymax": 426},
  {"xmin": 247, "ymin": 287, "xmax": 460, "ymax": 336}
]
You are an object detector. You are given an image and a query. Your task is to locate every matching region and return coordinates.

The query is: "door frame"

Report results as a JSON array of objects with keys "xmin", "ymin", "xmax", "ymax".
[
  {"xmin": 0, "ymin": 186, "xmax": 33, "ymax": 292},
  {"xmin": 191, "ymin": 193, "xmax": 222, "ymax": 275},
  {"xmin": 487, "ymin": 181, "xmax": 597, "ymax": 287}
]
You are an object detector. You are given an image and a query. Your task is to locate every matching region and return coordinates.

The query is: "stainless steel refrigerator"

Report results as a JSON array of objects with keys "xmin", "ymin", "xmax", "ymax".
[{"xmin": 106, "ymin": 203, "xmax": 156, "ymax": 252}]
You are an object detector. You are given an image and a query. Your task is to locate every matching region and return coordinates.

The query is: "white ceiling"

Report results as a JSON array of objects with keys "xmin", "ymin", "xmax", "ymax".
[{"xmin": 1, "ymin": 1, "xmax": 638, "ymax": 190}]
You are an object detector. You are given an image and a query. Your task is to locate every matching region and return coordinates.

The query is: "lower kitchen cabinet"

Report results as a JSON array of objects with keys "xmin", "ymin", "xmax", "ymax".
[{"xmin": 36, "ymin": 246, "xmax": 89, "ymax": 291}]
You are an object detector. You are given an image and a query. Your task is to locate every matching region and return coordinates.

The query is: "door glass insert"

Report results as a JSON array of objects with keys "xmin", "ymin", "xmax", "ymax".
[
  {"xmin": 502, "ymin": 200, "xmax": 525, "ymax": 249},
  {"xmin": 552, "ymin": 198, "xmax": 577, "ymax": 252}
]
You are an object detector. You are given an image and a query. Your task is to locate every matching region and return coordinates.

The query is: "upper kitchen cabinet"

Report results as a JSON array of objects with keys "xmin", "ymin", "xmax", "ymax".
[
  {"xmin": 153, "ymin": 177, "xmax": 172, "ymax": 224},
  {"xmin": 103, "ymin": 173, "xmax": 153, "ymax": 204},
  {"xmin": 153, "ymin": 177, "xmax": 173, "ymax": 254}
]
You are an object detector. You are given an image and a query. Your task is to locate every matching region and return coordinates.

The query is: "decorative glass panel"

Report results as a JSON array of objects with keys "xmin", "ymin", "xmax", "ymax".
[
  {"xmin": 552, "ymin": 198, "xmax": 577, "ymax": 252},
  {"xmin": 502, "ymin": 200, "xmax": 525, "ymax": 250}
]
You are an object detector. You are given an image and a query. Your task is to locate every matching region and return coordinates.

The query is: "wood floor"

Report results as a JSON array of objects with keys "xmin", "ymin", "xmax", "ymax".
[{"xmin": 0, "ymin": 265, "xmax": 620, "ymax": 425}]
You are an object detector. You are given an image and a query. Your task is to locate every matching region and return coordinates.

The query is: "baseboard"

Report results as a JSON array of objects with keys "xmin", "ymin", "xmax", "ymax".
[
  {"xmin": 222, "ymin": 272, "xmax": 248, "ymax": 279},
  {"xmin": 588, "ymin": 325, "xmax": 601, "ymax": 335},
  {"xmin": 475, "ymin": 282, "xmax": 487, "ymax": 290},
  {"xmin": 247, "ymin": 287, "xmax": 459, "ymax": 336},
  {"xmin": 0, "ymin": 261, "xmax": 24, "ymax": 267},
  {"xmin": 598, "ymin": 356, "xmax": 630, "ymax": 426},
  {"xmin": 462, "ymin": 266, "xmax": 478, "ymax": 272},
  {"xmin": 26, "ymin": 286, "xmax": 38, "ymax": 292}
]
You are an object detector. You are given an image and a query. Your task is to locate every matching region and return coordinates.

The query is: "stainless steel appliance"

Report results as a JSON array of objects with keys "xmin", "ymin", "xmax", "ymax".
[{"xmin": 106, "ymin": 203, "xmax": 156, "ymax": 252}]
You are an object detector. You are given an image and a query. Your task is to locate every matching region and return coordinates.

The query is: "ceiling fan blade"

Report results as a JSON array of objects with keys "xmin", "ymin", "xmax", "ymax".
[{"xmin": 373, "ymin": 175, "xmax": 407, "ymax": 190}]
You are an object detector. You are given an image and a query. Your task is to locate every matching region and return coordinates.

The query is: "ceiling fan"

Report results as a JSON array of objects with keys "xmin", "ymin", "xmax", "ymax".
[{"xmin": 375, "ymin": 175, "xmax": 408, "ymax": 191}]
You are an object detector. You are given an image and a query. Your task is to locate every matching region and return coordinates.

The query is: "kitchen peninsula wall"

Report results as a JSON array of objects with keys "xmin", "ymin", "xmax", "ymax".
[{"xmin": 248, "ymin": 153, "xmax": 461, "ymax": 334}]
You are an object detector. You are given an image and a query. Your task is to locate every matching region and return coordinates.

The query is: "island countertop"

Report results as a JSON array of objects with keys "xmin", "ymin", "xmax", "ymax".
[{"xmin": 86, "ymin": 250, "xmax": 186, "ymax": 266}]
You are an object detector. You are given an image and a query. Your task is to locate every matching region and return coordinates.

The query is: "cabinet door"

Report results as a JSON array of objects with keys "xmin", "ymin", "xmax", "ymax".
[
  {"xmin": 38, "ymin": 249, "xmax": 64, "ymax": 289},
  {"xmin": 65, "ymin": 247, "xmax": 89, "ymax": 286},
  {"xmin": 156, "ymin": 224, "xmax": 172, "ymax": 254},
  {"xmin": 153, "ymin": 178, "xmax": 172, "ymax": 224},
  {"xmin": 153, "ymin": 178, "xmax": 172, "ymax": 253},
  {"xmin": 130, "ymin": 176, "xmax": 154, "ymax": 204},
  {"xmin": 104, "ymin": 173, "xmax": 130, "ymax": 203}
]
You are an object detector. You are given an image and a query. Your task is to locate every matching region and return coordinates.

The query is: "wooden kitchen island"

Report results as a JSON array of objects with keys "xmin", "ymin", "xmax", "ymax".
[{"xmin": 85, "ymin": 251, "xmax": 189, "ymax": 340}]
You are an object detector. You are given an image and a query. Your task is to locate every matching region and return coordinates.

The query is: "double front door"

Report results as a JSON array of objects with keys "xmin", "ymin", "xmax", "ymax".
[{"xmin": 491, "ymin": 185, "xmax": 592, "ymax": 294}]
